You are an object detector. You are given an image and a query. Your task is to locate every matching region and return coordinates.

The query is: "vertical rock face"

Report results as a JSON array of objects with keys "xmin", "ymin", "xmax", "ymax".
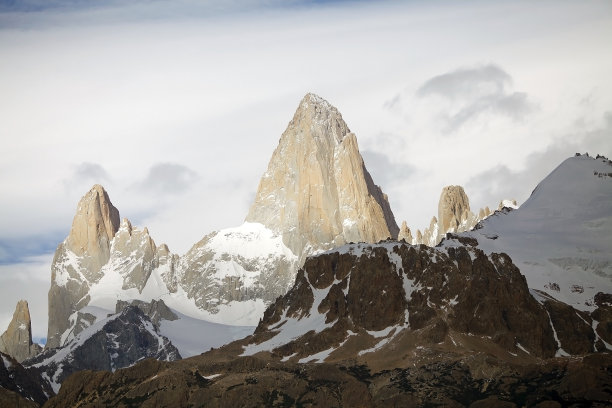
[
  {"xmin": 438, "ymin": 185, "xmax": 474, "ymax": 235},
  {"xmin": 108, "ymin": 219, "xmax": 159, "ymax": 292},
  {"xmin": 47, "ymin": 185, "xmax": 121, "ymax": 349},
  {"xmin": 28, "ymin": 306, "xmax": 181, "ymax": 393},
  {"xmin": 397, "ymin": 221, "xmax": 413, "ymax": 243},
  {"xmin": 0, "ymin": 300, "xmax": 41, "ymax": 363},
  {"xmin": 246, "ymin": 93, "xmax": 398, "ymax": 260},
  {"xmin": 65, "ymin": 184, "xmax": 120, "ymax": 275}
]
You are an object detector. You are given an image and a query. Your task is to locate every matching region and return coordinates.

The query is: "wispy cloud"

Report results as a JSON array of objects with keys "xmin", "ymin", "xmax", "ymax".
[
  {"xmin": 466, "ymin": 111, "xmax": 612, "ymax": 207},
  {"xmin": 415, "ymin": 64, "xmax": 535, "ymax": 132},
  {"xmin": 362, "ymin": 150, "xmax": 416, "ymax": 188},
  {"xmin": 135, "ymin": 163, "xmax": 199, "ymax": 195}
]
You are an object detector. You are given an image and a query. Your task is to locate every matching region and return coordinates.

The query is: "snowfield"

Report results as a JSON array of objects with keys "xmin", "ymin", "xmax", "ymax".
[{"xmin": 441, "ymin": 155, "xmax": 612, "ymax": 310}]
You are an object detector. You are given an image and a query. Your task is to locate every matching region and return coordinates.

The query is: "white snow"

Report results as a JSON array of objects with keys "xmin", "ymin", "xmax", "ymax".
[
  {"xmin": 159, "ymin": 310, "xmax": 253, "ymax": 358},
  {"xmin": 358, "ymin": 328, "xmax": 399, "ymax": 356},
  {"xmin": 281, "ymin": 353, "xmax": 298, "ymax": 362},
  {"xmin": 52, "ymin": 246, "xmax": 83, "ymax": 287},
  {"xmin": 367, "ymin": 326, "xmax": 396, "ymax": 338},
  {"xmin": 441, "ymin": 156, "xmax": 612, "ymax": 311},
  {"xmin": 32, "ymin": 313, "xmax": 123, "ymax": 370},
  {"xmin": 241, "ymin": 276, "xmax": 335, "ymax": 356},
  {"xmin": 386, "ymin": 247, "xmax": 404, "ymax": 274},
  {"xmin": 516, "ymin": 343, "xmax": 530, "ymax": 354},
  {"xmin": 56, "ymin": 221, "xmax": 296, "ymax": 345},
  {"xmin": 298, "ymin": 346, "xmax": 336, "ymax": 363},
  {"xmin": 500, "ymin": 199, "xmax": 519, "ymax": 209},
  {"xmin": 1, "ymin": 355, "xmax": 12, "ymax": 369},
  {"xmin": 205, "ymin": 222, "xmax": 296, "ymax": 261},
  {"xmin": 204, "ymin": 373, "xmax": 222, "ymax": 380},
  {"xmin": 543, "ymin": 309, "xmax": 570, "ymax": 357}
]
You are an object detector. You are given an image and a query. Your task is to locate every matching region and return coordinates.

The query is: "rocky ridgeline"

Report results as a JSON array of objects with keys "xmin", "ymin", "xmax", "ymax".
[
  {"xmin": 44, "ymin": 353, "xmax": 612, "ymax": 407},
  {"xmin": 46, "ymin": 187, "xmax": 178, "ymax": 349},
  {"xmin": 0, "ymin": 351, "xmax": 53, "ymax": 407},
  {"xmin": 43, "ymin": 239, "xmax": 612, "ymax": 407},
  {"xmin": 27, "ymin": 302, "xmax": 181, "ymax": 393},
  {"xmin": 242, "ymin": 240, "xmax": 605, "ymax": 363},
  {"xmin": 46, "ymin": 93, "xmax": 400, "ymax": 350},
  {"xmin": 398, "ymin": 185, "xmax": 517, "ymax": 247},
  {"xmin": 246, "ymin": 93, "xmax": 398, "ymax": 261}
]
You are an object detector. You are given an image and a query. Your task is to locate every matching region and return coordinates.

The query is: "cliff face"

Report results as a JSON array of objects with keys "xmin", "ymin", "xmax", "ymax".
[
  {"xmin": 242, "ymin": 240, "xmax": 560, "ymax": 363},
  {"xmin": 47, "ymin": 185, "xmax": 120, "ymax": 349},
  {"xmin": 246, "ymin": 93, "xmax": 398, "ymax": 261}
]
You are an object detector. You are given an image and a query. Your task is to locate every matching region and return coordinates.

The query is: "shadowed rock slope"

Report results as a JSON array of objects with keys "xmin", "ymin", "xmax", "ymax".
[
  {"xmin": 28, "ymin": 306, "xmax": 180, "ymax": 394},
  {"xmin": 0, "ymin": 351, "xmax": 53, "ymax": 407}
]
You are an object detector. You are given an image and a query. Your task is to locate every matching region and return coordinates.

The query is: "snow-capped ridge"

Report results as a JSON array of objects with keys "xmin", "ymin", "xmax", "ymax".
[{"xmin": 441, "ymin": 154, "xmax": 612, "ymax": 311}]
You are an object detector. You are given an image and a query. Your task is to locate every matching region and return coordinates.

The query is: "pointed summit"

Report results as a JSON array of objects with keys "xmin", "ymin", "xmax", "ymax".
[
  {"xmin": 438, "ymin": 185, "xmax": 473, "ymax": 235},
  {"xmin": 292, "ymin": 92, "xmax": 350, "ymax": 145},
  {"xmin": 0, "ymin": 300, "xmax": 41, "ymax": 362},
  {"xmin": 66, "ymin": 184, "xmax": 120, "ymax": 273},
  {"xmin": 47, "ymin": 184, "xmax": 121, "ymax": 349},
  {"xmin": 246, "ymin": 94, "xmax": 398, "ymax": 259}
]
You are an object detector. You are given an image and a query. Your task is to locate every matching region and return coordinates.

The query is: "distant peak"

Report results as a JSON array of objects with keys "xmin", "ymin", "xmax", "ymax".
[
  {"xmin": 66, "ymin": 183, "xmax": 120, "ymax": 261},
  {"xmin": 246, "ymin": 93, "xmax": 398, "ymax": 257}
]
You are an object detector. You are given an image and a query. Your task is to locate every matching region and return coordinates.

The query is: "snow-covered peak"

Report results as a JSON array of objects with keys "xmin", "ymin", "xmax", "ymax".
[
  {"xmin": 442, "ymin": 154, "xmax": 612, "ymax": 311},
  {"xmin": 204, "ymin": 222, "xmax": 296, "ymax": 261}
]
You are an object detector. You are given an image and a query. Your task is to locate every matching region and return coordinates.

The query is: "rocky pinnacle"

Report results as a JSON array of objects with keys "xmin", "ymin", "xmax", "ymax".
[
  {"xmin": 246, "ymin": 93, "xmax": 398, "ymax": 260},
  {"xmin": 0, "ymin": 300, "xmax": 41, "ymax": 363}
]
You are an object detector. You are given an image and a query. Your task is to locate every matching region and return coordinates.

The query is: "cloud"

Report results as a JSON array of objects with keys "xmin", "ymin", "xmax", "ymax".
[
  {"xmin": 466, "ymin": 112, "xmax": 612, "ymax": 207},
  {"xmin": 417, "ymin": 64, "xmax": 511, "ymax": 100},
  {"xmin": 361, "ymin": 150, "xmax": 416, "ymax": 188},
  {"xmin": 61, "ymin": 162, "xmax": 112, "ymax": 200},
  {"xmin": 417, "ymin": 65, "xmax": 534, "ymax": 131},
  {"xmin": 0, "ymin": 0, "xmax": 354, "ymax": 29},
  {"xmin": 0, "ymin": 235, "xmax": 62, "ymax": 264},
  {"xmin": 386, "ymin": 64, "xmax": 535, "ymax": 133},
  {"xmin": 135, "ymin": 163, "xmax": 199, "ymax": 195},
  {"xmin": 70, "ymin": 162, "xmax": 110, "ymax": 184}
]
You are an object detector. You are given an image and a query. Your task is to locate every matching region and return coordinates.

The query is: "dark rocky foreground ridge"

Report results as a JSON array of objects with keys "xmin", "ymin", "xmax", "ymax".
[
  {"xmin": 44, "ymin": 354, "xmax": 612, "ymax": 408},
  {"xmin": 44, "ymin": 240, "xmax": 612, "ymax": 407},
  {"xmin": 0, "ymin": 351, "xmax": 53, "ymax": 407}
]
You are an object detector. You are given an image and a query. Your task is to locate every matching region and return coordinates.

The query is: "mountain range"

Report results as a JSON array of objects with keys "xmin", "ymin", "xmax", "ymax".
[{"xmin": 1, "ymin": 94, "xmax": 611, "ymax": 407}]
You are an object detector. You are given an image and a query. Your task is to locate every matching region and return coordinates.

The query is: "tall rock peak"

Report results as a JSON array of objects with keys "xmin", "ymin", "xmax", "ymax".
[
  {"xmin": 47, "ymin": 185, "xmax": 120, "ymax": 349},
  {"xmin": 246, "ymin": 94, "xmax": 398, "ymax": 259},
  {"xmin": 65, "ymin": 184, "xmax": 120, "ymax": 271},
  {"xmin": 0, "ymin": 300, "xmax": 41, "ymax": 362},
  {"xmin": 438, "ymin": 185, "xmax": 472, "ymax": 234}
]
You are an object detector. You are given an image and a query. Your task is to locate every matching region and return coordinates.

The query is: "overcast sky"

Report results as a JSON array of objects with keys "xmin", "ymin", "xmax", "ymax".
[{"xmin": 1, "ymin": 0, "xmax": 611, "ymax": 341}]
